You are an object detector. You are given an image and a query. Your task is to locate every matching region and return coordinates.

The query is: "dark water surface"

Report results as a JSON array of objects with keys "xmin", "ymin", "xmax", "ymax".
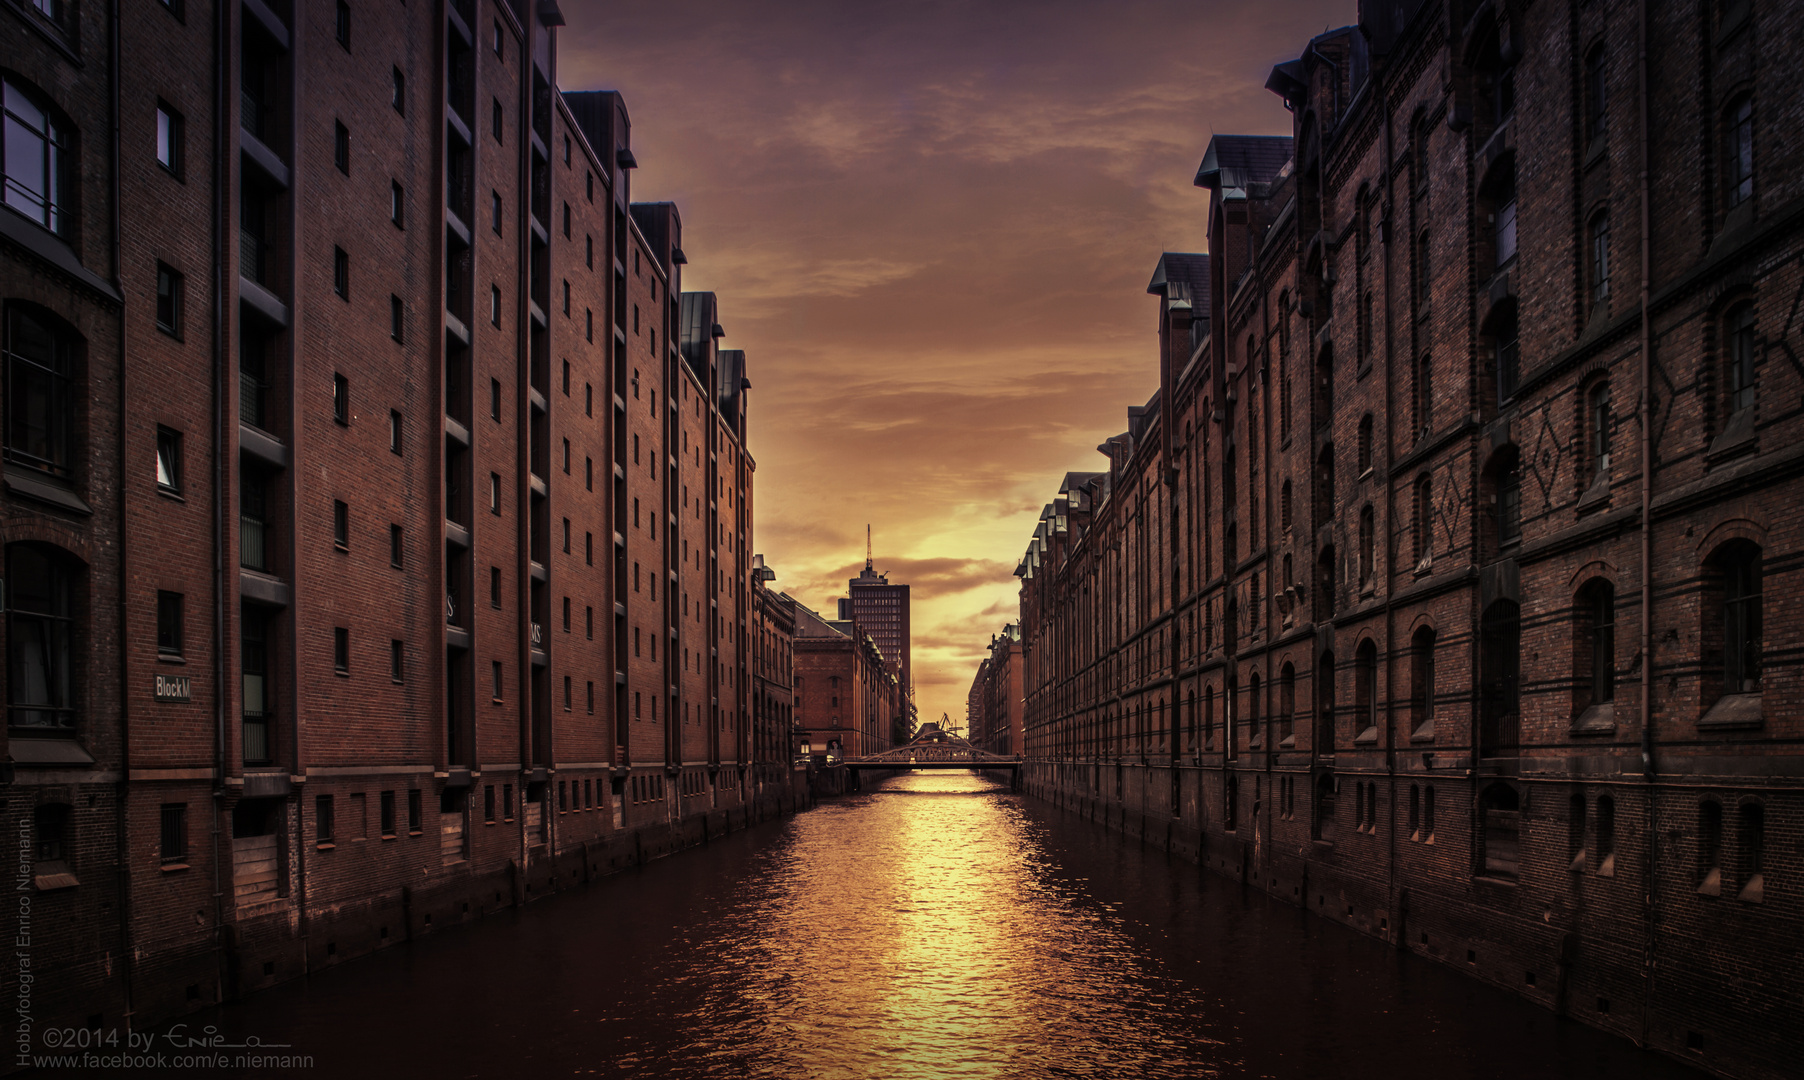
[{"xmin": 174, "ymin": 773, "xmax": 1699, "ymax": 1079}]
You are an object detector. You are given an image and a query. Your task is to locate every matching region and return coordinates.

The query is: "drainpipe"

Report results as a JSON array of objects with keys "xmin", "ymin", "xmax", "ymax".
[
  {"xmin": 1636, "ymin": 0, "xmax": 1659, "ymax": 1049},
  {"xmin": 107, "ymin": 0, "xmax": 137, "ymax": 1032},
  {"xmin": 1378, "ymin": 70, "xmax": 1401, "ymax": 948}
]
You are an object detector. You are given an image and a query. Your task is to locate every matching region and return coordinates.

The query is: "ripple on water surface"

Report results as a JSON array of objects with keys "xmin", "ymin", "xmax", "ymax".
[{"xmin": 171, "ymin": 772, "xmax": 1701, "ymax": 1080}]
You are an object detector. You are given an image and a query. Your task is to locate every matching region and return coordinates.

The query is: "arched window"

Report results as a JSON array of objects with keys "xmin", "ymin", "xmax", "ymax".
[
  {"xmin": 1358, "ymin": 506, "xmax": 1375, "ymax": 585},
  {"xmin": 1315, "ymin": 546, "xmax": 1336, "ymax": 622},
  {"xmin": 1315, "ymin": 345, "xmax": 1334, "ymax": 432},
  {"xmin": 1316, "ymin": 649, "xmax": 1336, "ymax": 751},
  {"xmin": 1413, "ymin": 475, "xmax": 1433, "ymax": 566},
  {"xmin": 6, "ymin": 543, "xmax": 78, "ymax": 730},
  {"xmin": 1280, "ymin": 480, "xmax": 1292, "ymax": 534},
  {"xmin": 1712, "ymin": 540, "xmax": 1762, "ymax": 697},
  {"xmin": 1357, "ymin": 414, "xmax": 1373, "ymax": 473},
  {"xmin": 1203, "ymin": 685, "xmax": 1215, "ymax": 750},
  {"xmin": 1415, "ymin": 353, "xmax": 1432, "ymax": 440},
  {"xmin": 1595, "ymin": 793, "xmax": 1617, "ymax": 875},
  {"xmin": 1575, "ymin": 580, "xmax": 1616, "ymax": 717},
  {"xmin": 1584, "ymin": 43, "xmax": 1608, "ymax": 146},
  {"xmin": 1359, "ymin": 291, "xmax": 1374, "ymax": 361},
  {"xmin": 1724, "ymin": 95, "xmax": 1753, "ymax": 209},
  {"xmin": 1186, "ymin": 691, "xmax": 1197, "ymax": 754},
  {"xmin": 1409, "ymin": 626, "xmax": 1435, "ymax": 739},
  {"xmin": 1480, "ymin": 783, "xmax": 1520, "ymax": 878},
  {"xmin": 1480, "ymin": 600, "xmax": 1521, "ymax": 754},
  {"xmin": 1698, "ymin": 799, "xmax": 1723, "ymax": 896},
  {"xmin": 1280, "ymin": 662, "xmax": 1296, "ymax": 744},
  {"xmin": 4, "ymin": 304, "xmax": 77, "ymax": 479},
  {"xmin": 1416, "ymin": 229, "xmax": 1431, "ymax": 305},
  {"xmin": 1588, "ymin": 210, "xmax": 1611, "ymax": 310},
  {"xmin": 1355, "ymin": 639, "xmax": 1378, "ymax": 742},
  {"xmin": 2, "ymin": 78, "xmax": 71, "ymax": 234},
  {"xmin": 1587, "ymin": 381, "xmax": 1613, "ymax": 486},
  {"xmin": 1724, "ymin": 302, "xmax": 1756, "ymax": 418},
  {"xmin": 1489, "ymin": 446, "xmax": 1522, "ymax": 552}
]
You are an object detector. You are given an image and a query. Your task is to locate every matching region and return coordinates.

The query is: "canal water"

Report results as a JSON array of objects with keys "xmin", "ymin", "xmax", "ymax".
[{"xmin": 179, "ymin": 772, "xmax": 1698, "ymax": 1079}]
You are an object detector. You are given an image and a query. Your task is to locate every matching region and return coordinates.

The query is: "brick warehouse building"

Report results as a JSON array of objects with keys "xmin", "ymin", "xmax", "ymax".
[
  {"xmin": 1011, "ymin": 1, "xmax": 1803, "ymax": 1076},
  {"xmin": 1, "ymin": 0, "xmax": 788, "ymax": 1040},
  {"xmin": 792, "ymin": 600, "xmax": 897, "ymax": 763},
  {"xmin": 967, "ymin": 624, "xmax": 1022, "ymax": 758}
]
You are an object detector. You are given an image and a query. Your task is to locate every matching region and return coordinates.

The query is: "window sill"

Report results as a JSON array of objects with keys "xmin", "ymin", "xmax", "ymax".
[
  {"xmin": 34, "ymin": 863, "xmax": 79, "ymax": 891},
  {"xmin": 158, "ymin": 653, "xmax": 187, "ymax": 665},
  {"xmin": 1708, "ymin": 409, "xmax": 1756, "ymax": 464},
  {"xmin": 408, "ymin": 830, "xmax": 423, "ymax": 837},
  {"xmin": 1739, "ymin": 873, "xmax": 1764, "ymax": 904},
  {"xmin": 1354, "ymin": 726, "xmax": 1379, "ymax": 746},
  {"xmin": 1697, "ymin": 868, "xmax": 1721, "ymax": 897},
  {"xmin": 157, "ymin": 483, "xmax": 185, "ymax": 502},
  {"xmin": 1700, "ymin": 692, "xmax": 1762, "ymax": 730},
  {"xmin": 1576, "ymin": 472, "xmax": 1612, "ymax": 512},
  {"xmin": 2, "ymin": 467, "xmax": 93, "ymax": 516},
  {"xmin": 316, "ymin": 843, "xmax": 335, "ymax": 851},
  {"xmin": 1570, "ymin": 701, "xmax": 1616, "ymax": 735},
  {"xmin": 1410, "ymin": 723, "xmax": 1435, "ymax": 744},
  {"xmin": 159, "ymin": 862, "xmax": 190, "ymax": 873},
  {"xmin": 1584, "ymin": 135, "xmax": 1607, "ymax": 169}
]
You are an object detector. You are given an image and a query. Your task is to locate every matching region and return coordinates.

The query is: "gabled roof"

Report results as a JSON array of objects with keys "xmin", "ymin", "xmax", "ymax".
[
  {"xmin": 1147, "ymin": 252, "xmax": 1211, "ymax": 299},
  {"xmin": 1193, "ymin": 134, "xmax": 1294, "ymax": 190}
]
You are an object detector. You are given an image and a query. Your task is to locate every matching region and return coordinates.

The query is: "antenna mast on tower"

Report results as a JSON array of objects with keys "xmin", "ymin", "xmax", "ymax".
[{"xmin": 865, "ymin": 524, "xmax": 872, "ymax": 571}]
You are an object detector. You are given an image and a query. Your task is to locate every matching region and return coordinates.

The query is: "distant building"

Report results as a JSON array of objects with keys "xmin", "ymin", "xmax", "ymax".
[
  {"xmin": 792, "ymin": 602, "xmax": 895, "ymax": 761},
  {"xmin": 968, "ymin": 626, "xmax": 1023, "ymax": 757},
  {"xmin": 838, "ymin": 547, "xmax": 911, "ymax": 723},
  {"xmin": 751, "ymin": 557, "xmax": 796, "ymax": 791}
]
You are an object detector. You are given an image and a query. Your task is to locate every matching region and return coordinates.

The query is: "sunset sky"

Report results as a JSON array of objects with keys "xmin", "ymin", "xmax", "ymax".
[{"xmin": 559, "ymin": 0, "xmax": 1351, "ymax": 732}]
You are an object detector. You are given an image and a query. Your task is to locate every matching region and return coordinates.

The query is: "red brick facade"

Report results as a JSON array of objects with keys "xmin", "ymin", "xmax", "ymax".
[
  {"xmin": 1, "ymin": 0, "xmax": 790, "ymax": 1045},
  {"xmin": 1014, "ymin": 3, "xmax": 1803, "ymax": 1077}
]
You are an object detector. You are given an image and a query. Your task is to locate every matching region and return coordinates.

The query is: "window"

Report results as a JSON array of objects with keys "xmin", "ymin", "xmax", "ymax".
[
  {"xmin": 391, "ymin": 68, "xmax": 405, "ymax": 115},
  {"xmin": 1717, "ymin": 541, "xmax": 1762, "ymax": 695},
  {"xmin": 1279, "ymin": 663, "xmax": 1295, "ymax": 743},
  {"xmin": 1494, "ymin": 168, "xmax": 1517, "ymax": 269},
  {"xmin": 1724, "ymin": 302, "xmax": 1755, "ymax": 417},
  {"xmin": 585, "ymin": 532, "xmax": 592, "ymax": 565},
  {"xmin": 493, "ymin": 18, "xmax": 504, "ymax": 55},
  {"xmin": 333, "ymin": 373, "xmax": 349, "ymax": 424},
  {"xmin": 490, "ymin": 377, "xmax": 501, "ymax": 420},
  {"xmin": 4, "ymin": 304, "xmax": 76, "ymax": 478},
  {"xmin": 586, "ymin": 234, "xmax": 593, "ymax": 268},
  {"xmin": 1588, "ymin": 211, "xmax": 1610, "ymax": 309},
  {"xmin": 390, "ymin": 295, "xmax": 404, "ymax": 342},
  {"xmin": 585, "ymin": 308, "xmax": 592, "ymax": 342},
  {"xmin": 1587, "ymin": 381, "xmax": 1612, "ymax": 484},
  {"xmin": 1480, "ymin": 600, "xmax": 1521, "ymax": 754},
  {"xmin": 562, "ymin": 201, "xmax": 571, "ymax": 238},
  {"xmin": 1725, "ymin": 96, "xmax": 1753, "ymax": 209},
  {"xmin": 1738, "ymin": 802, "xmax": 1764, "ymax": 902},
  {"xmin": 1358, "ymin": 507, "xmax": 1374, "ymax": 585},
  {"xmin": 1280, "ymin": 480, "xmax": 1291, "ymax": 533},
  {"xmin": 160, "ymin": 804, "xmax": 187, "ymax": 865},
  {"xmin": 1415, "ymin": 229, "xmax": 1430, "ymax": 304},
  {"xmin": 1584, "ymin": 45, "xmax": 1607, "ymax": 145},
  {"xmin": 1495, "ymin": 452, "xmax": 1521, "ymax": 548},
  {"xmin": 1581, "ymin": 581, "xmax": 1615, "ymax": 708},
  {"xmin": 156, "ymin": 426, "xmax": 182, "ymax": 493},
  {"xmin": 1494, "ymin": 305, "xmax": 1520, "ymax": 403},
  {"xmin": 391, "ymin": 181, "xmax": 405, "ymax": 227},
  {"xmin": 491, "ymin": 191, "xmax": 502, "ymax": 234},
  {"xmin": 157, "ymin": 590, "xmax": 184, "ymax": 657},
  {"xmin": 241, "ymin": 607, "xmax": 271, "ymax": 762},
  {"xmin": 1595, "ymin": 794, "xmax": 1616, "ymax": 875},
  {"xmin": 389, "ymin": 409, "xmax": 401, "ymax": 453},
  {"xmin": 1423, "ymin": 785, "xmax": 1436, "ymax": 840},
  {"xmin": 1698, "ymin": 800, "xmax": 1723, "ymax": 895},
  {"xmin": 3, "ymin": 78, "xmax": 70, "ymax": 234},
  {"xmin": 563, "ymin": 135, "xmax": 571, "ymax": 166},
  {"xmin": 1414, "ymin": 354, "xmax": 1432, "ymax": 439},
  {"xmin": 1313, "ymin": 774, "xmax": 1336, "ymax": 841},
  {"xmin": 1413, "ymin": 475, "xmax": 1432, "ymax": 565},
  {"xmin": 490, "ymin": 566, "xmax": 501, "ymax": 607},
  {"xmin": 333, "ymin": 246, "xmax": 349, "ymax": 298},
  {"xmin": 390, "ymin": 639, "xmax": 404, "ymax": 682},
  {"xmin": 33, "ymin": 803, "xmax": 72, "ymax": 883},
  {"xmin": 333, "ymin": 627, "xmax": 350, "ymax": 673},
  {"xmin": 380, "ymin": 790, "xmax": 395, "ymax": 837},
  {"xmin": 1357, "ymin": 414, "xmax": 1373, "ymax": 473},
  {"xmin": 492, "ymin": 660, "xmax": 503, "ymax": 700},
  {"xmin": 316, "ymin": 794, "xmax": 334, "ymax": 847},
  {"xmin": 492, "ymin": 98, "xmax": 503, "ymax": 142},
  {"xmin": 7, "ymin": 543, "xmax": 77, "ymax": 730},
  {"xmin": 408, "ymin": 789, "xmax": 422, "ymax": 834},
  {"xmin": 156, "ymin": 102, "xmax": 184, "ymax": 177},
  {"xmin": 491, "ymin": 285, "xmax": 502, "ymax": 326},
  {"xmin": 489, "ymin": 473, "xmax": 501, "ymax": 514},
  {"xmin": 334, "ymin": 0, "xmax": 350, "ymax": 47},
  {"xmin": 1480, "ymin": 784, "xmax": 1520, "ymax": 878},
  {"xmin": 389, "ymin": 524, "xmax": 403, "ymax": 568}
]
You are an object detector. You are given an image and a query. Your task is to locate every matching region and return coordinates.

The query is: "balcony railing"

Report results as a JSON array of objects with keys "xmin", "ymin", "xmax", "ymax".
[
  {"xmin": 243, "ymin": 713, "xmax": 271, "ymax": 764},
  {"xmin": 240, "ymin": 370, "xmax": 266, "ymax": 429}
]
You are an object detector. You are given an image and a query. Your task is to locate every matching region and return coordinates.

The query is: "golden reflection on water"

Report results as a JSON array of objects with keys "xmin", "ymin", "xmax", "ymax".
[{"xmin": 743, "ymin": 772, "xmax": 1224, "ymax": 1080}]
